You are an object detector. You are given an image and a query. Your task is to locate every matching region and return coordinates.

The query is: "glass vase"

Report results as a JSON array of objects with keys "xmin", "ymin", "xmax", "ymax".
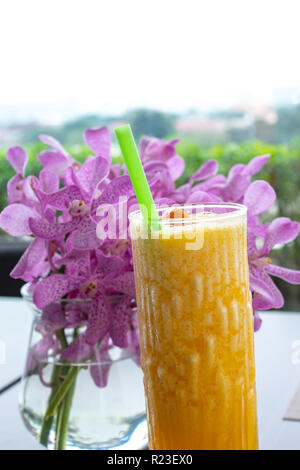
[{"xmin": 19, "ymin": 284, "xmax": 147, "ymax": 450}]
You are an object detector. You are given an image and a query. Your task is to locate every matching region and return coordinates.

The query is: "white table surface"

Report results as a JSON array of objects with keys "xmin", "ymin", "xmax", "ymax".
[
  {"xmin": 1, "ymin": 297, "xmax": 300, "ymax": 450},
  {"xmin": 0, "ymin": 297, "xmax": 33, "ymax": 387}
]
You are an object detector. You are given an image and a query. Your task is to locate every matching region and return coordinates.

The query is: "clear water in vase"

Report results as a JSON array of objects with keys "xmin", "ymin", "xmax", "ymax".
[{"xmin": 19, "ymin": 353, "xmax": 147, "ymax": 450}]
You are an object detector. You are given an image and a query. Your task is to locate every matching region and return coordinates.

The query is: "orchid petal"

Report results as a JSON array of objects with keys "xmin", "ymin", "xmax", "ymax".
[
  {"xmin": 187, "ymin": 191, "xmax": 220, "ymax": 204},
  {"xmin": 34, "ymin": 334, "xmax": 56, "ymax": 357},
  {"xmin": 160, "ymin": 171, "xmax": 175, "ymax": 195},
  {"xmin": 194, "ymin": 174, "xmax": 227, "ymax": 193},
  {"xmin": 144, "ymin": 161, "xmax": 169, "ymax": 174},
  {"xmin": 94, "ymin": 251, "xmax": 125, "ymax": 277},
  {"xmin": 243, "ymin": 180, "xmax": 276, "ymax": 215},
  {"xmin": 221, "ymin": 173, "xmax": 250, "ymax": 202},
  {"xmin": 37, "ymin": 150, "xmax": 70, "ymax": 177},
  {"xmin": 111, "ymin": 297, "xmax": 131, "ymax": 347},
  {"xmin": 39, "ymin": 170, "xmax": 59, "ymax": 194},
  {"xmin": 10, "ymin": 238, "xmax": 47, "ymax": 280},
  {"xmin": 243, "ymin": 154, "xmax": 270, "ymax": 177},
  {"xmin": 109, "ymin": 164, "xmax": 121, "ymax": 178},
  {"xmin": 77, "ymin": 156, "xmax": 109, "ymax": 196},
  {"xmin": 0, "ymin": 204, "xmax": 37, "ymax": 236},
  {"xmin": 29, "ymin": 216, "xmax": 82, "ymax": 240},
  {"xmin": 92, "ymin": 175, "xmax": 132, "ymax": 211},
  {"xmin": 228, "ymin": 164, "xmax": 246, "ymax": 179},
  {"xmin": 84, "ymin": 127, "xmax": 111, "ymax": 162},
  {"xmin": 26, "ymin": 347, "xmax": 39, "ymax": 373},
  {"xmin": 190, "ymin": 160, "xmax": 218, "ymax": 184},
  {"xmin": 59, "ymin": 249, "xmax": 91, "ymax": 278},
  {"xmin": 33, "ymin": 274, "xmax": 80, "ymax": 309},
  {"xmin": 62, "ymin": 165, "xmax": 78, "ymax": 187},
  {"xmin": 139, "ymin": 136, "xmax": 152, "ymax": 160},
  {"xmin": 173, "ymin": 183, "xmax": 191, "ymax": 203},
  {"xmin": 247, "ymin": 231, "xmax": 258, "ymax": 257},
  {"xmin": 166, "ymin": 155, "xmax": 185, "ymax": 181},
  {"xmin": 71, "ymin": 215, "xmax": 101, "ymax": 250},
  {"xmin": 43, "ymin": 185, "xmax": 83, "ymax": 210},
  {"xmin": 90, "ymin": 345, "xmax": 112, "ymax": 387},
  {"xmin": 42, "ymin": 303, "xmax": 66, "ymax": 329},
  {"xmin": 27, "ymin": 336, "xmax": 56, "ymax": 372},
  {"xmin": 7, "ymin": 146, "xmax": 28, "ymax": 176},
  {"xmin": 155, "ymin": 197, "xmax": 176, "ymax": 206},
  {"xmin": 39, "ymin": 134, "xmax": 69, "ymax": 156},
  {"xmin": 22, "ymin": 176, "xmax": 39, "ymax": 206},
  {"xmin": 148, "ymin": 174, "xmax": 162, "ymax": 192},
  {"xmin": 85, "ymin": 295, "xmax": 111, "ymax": 345},
  {"xmin": 65, "ymin": 306, "xmax": 88, "ymax": 328},
  {"xmin": 139, "ymin": 137, "xmax": 178, "ymax": 162},
  {"xmin": 248, "ymin": 221, "xmax": 268, "ymax": 239},
  {"xmin": 261, "ymin": 217, "xmax": 299, "ymax": 254},
  {"xmin": 124, "ymin": 315, "xmax": 140, "ymax": 363},
  {"xmin": 7, "ymin": 175, "xmax": 24, "ymax": 204},
  {"xmin": 253, "ymin": 311, "xmax": 262, "ymax": 332},
  {"xmin": 250, "ymin": 272, "xmax": 284, "ymax": 310},
  {"xmin": 108, "ymin": 271, "xmax": 136, "ymax": 298},
  {"xmin": 266, "ymin": 264, "xmax": 300, "ymax": 284},
  {"xmin": 62, "ymin": 336, "xmax": 94, "ymax": 362}
]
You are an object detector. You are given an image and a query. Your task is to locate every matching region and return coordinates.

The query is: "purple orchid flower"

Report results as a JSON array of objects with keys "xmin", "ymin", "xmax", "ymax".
[
  {"xmin": 33, "ymin": 249, "xmax": 135, "ymax": 344},
  {"xmin": 138, "ymin": 136, "xmax": 185, "ymax": 190},
  {"xmin": 32, "ymin": 248, "xmax": 137, "ymax": 387},
  {"xmin": 61, "ymin": 333, "xmax": 115, "ymax": 387},
  {"xmin": 26, "ymin": 302, "xmax": 66, "ymax": 385},
  {"xmin": 171, "ymin": 160, "xmax": 222, "ymax": 204},
  {"xmin": 1, "ymin": 127, "xmax": 300, "ymax": 392},
  {"xmin": 38, "ymin": 127, "xmax": 111, "ymax": 178},
  {"xmin": 6, "ymin": 146, "xmax": 28, "ymax": 205},
  {"xmin": 0, "ymin": 148, "xmax": 60, "ymax": 279},
  {"xmin": 208, "ymin": 153, "xmax": 300, "ymax": 330},
  {"xmin": 248, "ymin": 217, "xmax": 300, "ymax": 329}
]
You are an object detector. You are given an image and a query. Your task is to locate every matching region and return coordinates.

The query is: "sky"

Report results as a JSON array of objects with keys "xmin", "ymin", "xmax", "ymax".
[{"xmin": 1, "ymin": 0, "xmax": 300, "ymax": 124}]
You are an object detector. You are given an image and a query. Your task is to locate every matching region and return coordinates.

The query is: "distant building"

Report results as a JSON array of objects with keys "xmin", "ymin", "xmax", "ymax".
[
  {"xmin": 174, "ymin": 105, "xmax": 277, "ymax": 137},
  {"xmin": 175, "ymin": 116, "xmax": 226, "ymax": 134}
]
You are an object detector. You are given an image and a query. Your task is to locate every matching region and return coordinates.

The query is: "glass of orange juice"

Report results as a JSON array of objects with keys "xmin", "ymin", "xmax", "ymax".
[{"xmin": 129, "ymin": 203, "xmax": 258, "ymax": 450}]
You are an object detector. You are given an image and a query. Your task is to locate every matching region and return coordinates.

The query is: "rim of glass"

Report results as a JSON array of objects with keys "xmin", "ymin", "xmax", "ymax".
[
  {"xmin": 129, "ymin": 202, "xmax": 247, "ymax": 225},
  {"xmin": 32, "ymin": 348, "xmax": 138, "ymax": 367}
]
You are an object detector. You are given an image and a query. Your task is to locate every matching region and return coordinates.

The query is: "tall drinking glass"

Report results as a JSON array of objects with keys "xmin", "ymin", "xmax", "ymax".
[{"xmin": 129, "ymin": 203, "xmax": 258, "ymax": 450}]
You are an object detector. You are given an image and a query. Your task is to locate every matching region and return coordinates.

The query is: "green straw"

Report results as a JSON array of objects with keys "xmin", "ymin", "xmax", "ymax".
[{"xmin": 115, "ymin": 124, "xmax": 161, "ymax": 230}]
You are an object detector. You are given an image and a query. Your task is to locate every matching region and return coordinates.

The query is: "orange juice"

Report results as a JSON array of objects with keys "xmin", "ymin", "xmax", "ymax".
[{"xmin": 130, "ymin": 204, "xmax": 258, "ymax": 450}]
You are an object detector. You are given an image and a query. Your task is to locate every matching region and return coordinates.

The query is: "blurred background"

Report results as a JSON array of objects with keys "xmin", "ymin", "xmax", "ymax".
[{"xmin": 1, "ymin": 0, "xmax": 300, "ymax": 308}]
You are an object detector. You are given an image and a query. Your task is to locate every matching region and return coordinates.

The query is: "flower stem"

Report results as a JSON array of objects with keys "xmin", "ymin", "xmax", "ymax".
[
  {"xmin": 55, "ymin": 359, "xmax": 70, "ymax": 449},
  {"xmin": 45, "ymin": 366, "xmax": 79, "ymax": 419},
  {"xmin": 54, "ymin": 328, "xmax": 80, "ymax": 450},
  {"xmin": 55, "ymin": 372, "xmax": 77, "ymax": 450},
  {"xmin": 57, "ymin": 329, "xmax": 68, "ymax": 350},
  {"xmin": 39, "ymin": 364, "xmax": 62, "ymax": 447},
  {"xmin": 40, "ymin": 328, "xmax": 80, "ymax": 450}
]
